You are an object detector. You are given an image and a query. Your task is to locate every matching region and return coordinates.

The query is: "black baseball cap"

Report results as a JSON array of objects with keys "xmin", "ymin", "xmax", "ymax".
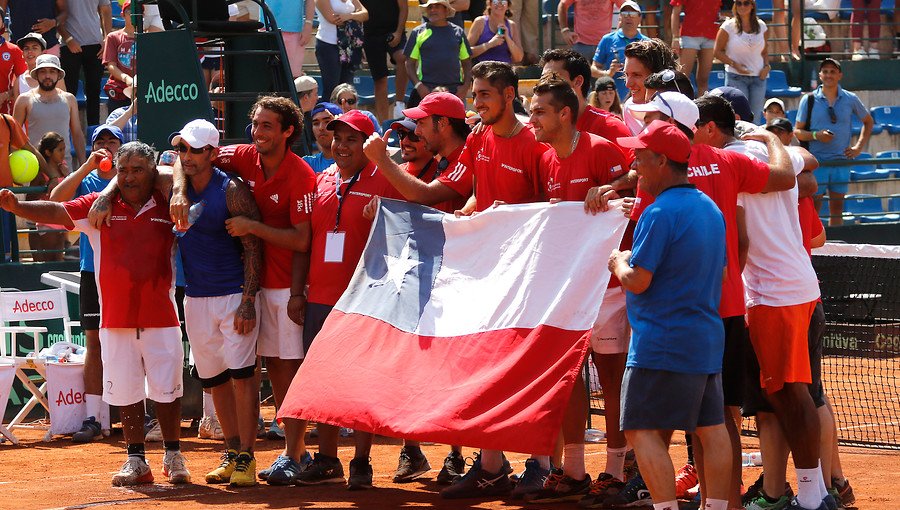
[
  {"xmin": 765, "ymin": 117, "xmax": 793, "ymax": 133},
  {"xmin": 819, "ymin": 58, "xmax": 841, "ymax": 71}
]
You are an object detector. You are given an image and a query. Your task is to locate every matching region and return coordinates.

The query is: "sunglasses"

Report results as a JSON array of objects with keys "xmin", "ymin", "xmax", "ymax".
[
  {"xmin": 828, "ymin": 106, "xmax": 837, "ymax": 124},
  {"xmin": 398, "ymin": 129, "xmax": 420, "ymax": 142},
  {"xmin": 653, "ymin": 92, "xmax": 676, "ymax": 120},
  {"xmin": 339, "ymin": 97, "xmax": 358, "ymax": 106},
  {"xmin": 659, "ymin": 69, "xmax": 684, "ymax": 95},
  {"xmin": 620, "ymin": 11, "xmax": 641, "ymax": 17},
  {"xmin": 176, "ymin": 144, "xmax": 211, "ymax": 154},
  {"xmin": 734, "ymin": 0, "xmax": 754, "ymax": 5}
]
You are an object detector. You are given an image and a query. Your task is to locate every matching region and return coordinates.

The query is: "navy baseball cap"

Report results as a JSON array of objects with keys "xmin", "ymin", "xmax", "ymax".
[
  {"xmin": 312, "ymin": 102, "xmax": 343, "ymax": 117},
  {"xmin": 710, "ymin": 86, "xmax": 754, "ymax": 122},
  {"xmin": 91, "ymin": 125, "xmax": 125, "ymax": 144},
  {"xmin": 390, "ymin": 118, "xmax": 417, "ymax": 132}
]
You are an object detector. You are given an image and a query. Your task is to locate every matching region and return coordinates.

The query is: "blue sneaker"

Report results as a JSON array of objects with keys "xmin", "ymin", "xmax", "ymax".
[
  {"xmin": 266, "ymin": 456, "xmax": 304, "ymax": 485},
  {"xmin": 510, "ymin": 458, "xmax": 551, "ymax": 500},
  {"xmin": 603, "ymin": 473, "xmax": 653, "ymax": 507}
]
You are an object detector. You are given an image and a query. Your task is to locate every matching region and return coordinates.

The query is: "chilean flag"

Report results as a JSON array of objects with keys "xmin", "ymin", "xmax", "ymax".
[{"xmin": 280, "ymin": 199, "xmax": 629, "ymax": 455}]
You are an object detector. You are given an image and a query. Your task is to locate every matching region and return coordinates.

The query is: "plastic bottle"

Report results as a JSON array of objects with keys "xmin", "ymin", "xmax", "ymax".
[
  {"xmin": 741, "ymin": 452, "xmax": 752, "ymax": 467},
  {"xmin": 749, "ymin": 451, "xmax": 763, "ymax": 466},
  {"xmin": 585, "ymin": 428, "xmax": 606, "ymax": 443},
  {"xmin": 173, "ymin": 200, "xmax": 206, "ymax": 237},
  {"xmin": 99, "ymin": 157, "xmax": 112, "ymax": 171}
]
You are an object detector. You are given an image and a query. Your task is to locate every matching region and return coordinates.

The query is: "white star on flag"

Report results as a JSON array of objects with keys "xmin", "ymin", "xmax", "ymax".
[{"xmin": 382, "ymin": 237, "xmax": 421, "ymax": 290}]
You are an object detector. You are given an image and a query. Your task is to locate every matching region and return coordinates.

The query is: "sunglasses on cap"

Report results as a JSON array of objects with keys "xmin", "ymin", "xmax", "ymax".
[
  {"xmin": 659, "ymin": 69, "xmax": 684, "ymax": 95},
  {"xmin": 176, "ymin": 144, "xmax": 212, "ymax": 154},
  {"xmin": 339, "ymin": 97, "xmax": 358, "ymax": 106},
  {"xmin": 652, "ymin": 92, "xmax": 676, "ymax": 120},
  {"xmin": 398, "ymin": 129, "xmax": 421, "ymax": 142}
]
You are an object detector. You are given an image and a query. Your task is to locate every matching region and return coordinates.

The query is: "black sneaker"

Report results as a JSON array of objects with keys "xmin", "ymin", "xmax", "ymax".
[
  {"xmin": 393, "ymin": 446, "xmax": 432, "ymax": 483},
  {"xmin": 72, "ymin": 416, "xmax": 102, "ymax": 443},
  {"xmin": 440, "ymin": 466, "xmax": 513, "ymax": 499},
  {"xmin": 347, "ymin": 457, "xmax": 373, "ymax": 490},
  {"xmin": 295, "ymin": 453, "xmax": 345, "ymax": 485},
  {"xmin": 603, "ymin": 473, "xmax": 652, "ymax": 507},
  {"xmin": 528, "ymin": 473, "xmax": 592, "ymax": 503},
  {"xmin": 436, "ymin": 450, "xmax": 465, "ymax": 485}
]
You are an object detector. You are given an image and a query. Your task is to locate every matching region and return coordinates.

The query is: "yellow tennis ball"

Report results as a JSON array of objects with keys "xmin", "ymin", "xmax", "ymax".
[{"xmin": 9, "ymin": 150, "xmax": 39, "ymax": 185}]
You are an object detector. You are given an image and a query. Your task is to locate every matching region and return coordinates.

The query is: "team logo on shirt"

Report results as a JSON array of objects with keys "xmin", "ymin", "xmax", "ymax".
[
  {"xmin": 297, "ymin": 191, "xmax": 314, "ymax": 214},
  {"xmin": 547, "ymin": 176, "xmax": 560, "ymax": 193},
  {"xmin": 687, "ymin": 163, "xmax": 720, "ymax": 177},
  {"xmin": 476, "ymin": 150, "xmax": 491, "ymax": 163},
  {"xmin": 270, "ymin": 193, "xmax": 279, "ymax": 203},
  {"xmin": 1, "ymin": 52, "xmax": 9, "ymax": 62}
]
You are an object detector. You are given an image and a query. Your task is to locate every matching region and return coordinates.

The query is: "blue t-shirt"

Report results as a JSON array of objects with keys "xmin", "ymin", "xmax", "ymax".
[
  {"xmin": 593, "ymin": 30, "xmax": 648, "ymax": 99},
  {"xmin": 264, "ymin": 0, "xmax": 307, "ymax": 32},
  {"xmin": 303, "ymin": 152, "xmax": 335, "ymax": 173},
  {"xmin": 75, "ymin": 172, "xmax": 113, "ymax": 272},
  {"xmin": 796, "ymin": 86, "xmax": 869, "ymax": 162},
  {"xmin": 625, "ymin": 185, "xmax": 727, "ymax": 375}
]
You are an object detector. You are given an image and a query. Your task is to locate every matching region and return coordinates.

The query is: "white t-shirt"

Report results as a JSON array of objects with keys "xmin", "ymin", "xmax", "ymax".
[
  {"xmin": 621, "ymin": 97, "xmax": 645, "ymax": 135},
  {"xmin": 720, "ymin": 18, "xmax": 767, "ymax": 76},
  {"xmin": 730, "ymin": 140, "xmax": 820, "ymax": 308},
  {"xmin": 316, "ymin": 0, "xmax": 356, "ymax": 45}
]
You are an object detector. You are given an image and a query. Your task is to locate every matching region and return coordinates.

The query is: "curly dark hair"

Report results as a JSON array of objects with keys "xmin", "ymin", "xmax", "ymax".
[
  {"xmin": 250, "ymin": 95, "xmax": 303, "ymax": 146},
  {"xmin": 624, "ymin": 38, "xmax": 679, "ymax": 74}
]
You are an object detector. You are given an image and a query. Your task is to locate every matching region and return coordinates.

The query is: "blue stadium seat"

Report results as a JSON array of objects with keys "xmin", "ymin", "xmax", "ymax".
[
  {"xmin": 839, "ymin": 0, "xmax": 853, "ymax": 19},
  {"xmin": 848, "ymin": 153, "xmax": 887, "ymax": 182},
  {"xmin": 875, "ymin": 150, "xmax": 900, "ymax": 167},
  {"xmin": 756, "ymin": 0, "xmax": 774, "ymax": 21},
  {"xmin": 111, "ymin": 1, "xmax": 121, "ymax": 16},
  {"xmin": 786, "ymin": 109, "xmax": 797, "ymax": 126},
  {"xmin": 843, "ymin": 193, "xmax": 892, "ymax": 223},
  {"xmin": 851, "ymin": 115, "xmax": 883, "ymax": 135},
  {"xmin": 112, "ymin": 17, "xmax": 125, "ymax": 29},
  {"xmin": 889, "ymin": 194, "xmax": 900, "ymax": 213},
  {"xmin": 382, "ymin": 119, "xmax": 401, "ymax": 146},
  {"xmin": 766, "ymin": 70, "xmax": 801, "ymax": 98},
  {"xmin": 708, "ymin": 70, "xmax": 726, "ymax": 90},
  {"xmin": 75, "ymin": 80, "xmax": 86, "ymax": 108},
  {"xmin": 870, "ymin": 106, "xmax": 900, "ymax": 135}
]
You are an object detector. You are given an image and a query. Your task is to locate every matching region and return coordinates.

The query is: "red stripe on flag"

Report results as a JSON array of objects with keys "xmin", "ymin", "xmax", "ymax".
[{"xmin": 279, "ymin": 310, "xmax": 590, "ymax": 455}]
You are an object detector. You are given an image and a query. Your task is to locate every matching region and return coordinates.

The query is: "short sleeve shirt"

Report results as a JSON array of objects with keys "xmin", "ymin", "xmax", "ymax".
[
  {"xmin": 796, "ymin": 86, "xmax": 869, "ymax": 162},
  {"xmin": 0, "ymin": 113, "xmax": 29, "ymax": 187},
  {"xmin": 593, "ymin": 29, "xmax": 649, "ymax": 68},
  {"xmin": 405, "ymin": 146, "xmax": 467, "ymax": 213},
  {"xmin": 75, "ymin": 171, "xmax": 113, "ymax": 272},
  {"xmin": 67, "ymin": 0, "xmax": 111, "ymax": 46},
  {"xmin": 0, "ymin": 42, "xmax": 27, "ymax": 108},
  {"xmin": 577, "ymin": 106, "xmax": 633, "ymax": 156},
  {"xmin": 438, "ymin": 126, "xmax": 546, "ymax": 211},
  {"xmin": 404, "ymin": 23, "xmax": 472, "ymax": 85},
  {"xmin": 216, "ymin": 144, "xmax": 317, "ymax": 289},
  {"xmin": 564, "ymin": 0, "xmax": 622, "ymax": 46},
  {"xmin": 266, "ymin": 0, "xmax": 308, "ymax": 32},
  {"xmin": 670, "ymin": 0, "xmax": 721, "ymax": 39},
  {"xmin": 626, "ymin": 185, "xmax": 726, "ymax": 374},
  {"xmin": 308, "ymin": 163, "xmax": 404, "ymax": 306},
  {"xmin": 687, "ymin": 143, "xmax": 770, "ymax": 318},
  {"xmin": 303, "ymin": 152, "xmax": 336, "ymax": 173},
  {"xmin": 102, "ymin": 30, "xmax": 136, "ymax": 87},
  {"xmin": 64, "ymin": 191, "xmax": 180, "ymax": 328}
]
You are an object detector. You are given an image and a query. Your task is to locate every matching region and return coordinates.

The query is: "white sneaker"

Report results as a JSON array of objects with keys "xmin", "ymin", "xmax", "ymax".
[
  {"xmin": 112, "ymin": 457, "xmax": 154, "ymax": 486},
  {"xmin": 868, "ymin": 47, "xmax": 879, "ymax": 59},
  {"xmin": 145, "ymin": 419, "xmax": 163, "ymax": 442},
  {"xmin": 393, "ymin": 102, "xmax": 406, "ymax": 119},
  {"xmin": 163, "ymin": 450, "xmax": 192, "ymax": 484},
  {"xmin": 851, "ymin": 48, "xmax": 869, "ymax": 61},
  {"xmin": 198, "ymin": 415, "xmax": 224, "ymax": 440}
]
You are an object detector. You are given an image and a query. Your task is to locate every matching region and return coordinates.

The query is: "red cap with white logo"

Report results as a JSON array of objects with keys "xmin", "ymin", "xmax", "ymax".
[{"xmin": 617, "ymin": 120, "xmax": 692, "ymax": 164}]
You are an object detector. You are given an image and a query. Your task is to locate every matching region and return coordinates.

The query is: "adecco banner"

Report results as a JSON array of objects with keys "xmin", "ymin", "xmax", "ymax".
[
  {"xmin": 136, "ymin": 29, "xmax": 213, "ymax": 150},
  {"xmin": 0, "ymin": 288, "xmax": 67, "ymax": 323},
  {"xmin": 47, "ymin": 362, "xmax": 110, "ymax": 435}
]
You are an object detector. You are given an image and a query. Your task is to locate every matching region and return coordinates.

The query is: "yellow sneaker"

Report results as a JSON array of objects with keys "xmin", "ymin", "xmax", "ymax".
[
  {"xmin": 230, "ymin": 452, "xmax": 257, "ymax": 487},
  {"xmin": 205, "ymin": 450, "xmax": 237, "ymax": 484}
]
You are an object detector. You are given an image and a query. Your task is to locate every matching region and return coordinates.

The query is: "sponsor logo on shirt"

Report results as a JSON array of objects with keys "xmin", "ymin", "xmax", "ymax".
[
  {"xmin": 501, "ymin": 163, "xmax": 523, "ymax": 174},
  {"xmin": 687, "ymin": 163, "xmax": 720, "ymax": 177},
  {"xmin": 270, "ymin": 194, "xmax": 279, "ymax": 203},
  {"xmin": 111, "ymin": 215, "xmax": 127, "ymax": 221},
  {"xmin": 150, "ymin": 217, "xmax": 174, "ymax": 225},
  {"xmin": 547, "ymin": 176, "xmax": 560, "ymax": 193},
  {"xmin": 349, "ymin": 191, "xmax": 373, "ymax": 198},
  {"xmin": 570, "ymin": 177, "xmax": 589, "ymax": 184},
  {"xmin": 476, "ymin": 150, "xmax": 491, "ymax": 163},
  {"xmin": 297, "ymin": 191, "xmax": 315, "ymax": 215}
]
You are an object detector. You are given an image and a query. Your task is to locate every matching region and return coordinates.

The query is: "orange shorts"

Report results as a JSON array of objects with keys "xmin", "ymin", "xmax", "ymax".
[{"xmin": 747, "ymin": 301, "xmax": 816, "ymax": 393}]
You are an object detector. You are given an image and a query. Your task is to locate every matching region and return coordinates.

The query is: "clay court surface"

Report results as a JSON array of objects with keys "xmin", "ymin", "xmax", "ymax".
[{"xmin": 1, "ymin": 404, "xmax": 898, "ymax": 510}]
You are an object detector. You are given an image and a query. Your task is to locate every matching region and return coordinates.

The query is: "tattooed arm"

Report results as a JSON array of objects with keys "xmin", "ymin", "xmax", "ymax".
[{"xmin": 225, "ymin": 178, "xmax": 263, "ymax": 335}]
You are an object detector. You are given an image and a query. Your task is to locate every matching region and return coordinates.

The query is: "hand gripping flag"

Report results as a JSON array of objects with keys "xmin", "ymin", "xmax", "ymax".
[{"xmin": 280, "ymin": 199, "xmax": 629, "ymax": 454}]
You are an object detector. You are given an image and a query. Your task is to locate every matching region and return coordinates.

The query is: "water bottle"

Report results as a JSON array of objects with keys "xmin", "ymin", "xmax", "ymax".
[
  {"xmin": 741, "ymin": 452, "xmax": 752, "ymax": 467},
  {"xmin": 585, "ymin": 428, "xmax": 606, "ymax": 443},
  {"xmin": 749, "ymin": 451, "xmax": 763, "ymax": 466},
  {"xmin": 173, "ymin": 200, "xmax": 206, "ymax": 237}
]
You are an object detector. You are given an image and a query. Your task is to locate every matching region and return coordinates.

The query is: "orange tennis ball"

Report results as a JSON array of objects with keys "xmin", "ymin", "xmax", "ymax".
[{"xmin": 9, "ymin": 150, "xmax": 39, "ymax": 185}]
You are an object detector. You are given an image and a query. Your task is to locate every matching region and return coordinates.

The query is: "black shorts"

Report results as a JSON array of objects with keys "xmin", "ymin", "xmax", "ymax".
[
  {"xmin": 721, "ymin": 316, "xmax": 746, "ymax": 407},
  {"xmin": 621, "ymin": 367, "xmax": 725, "ymax": 432},
  {"xmin": 302, "ymin": 302, "xmax": 334, "ymax": 353},
  {"xmin": 741, "ymin": 301, "xmax": 827, "ymax": 416},
  {"xmin": 79, "ymin": 270, "xmax": 101, "ymax": 330},
  {"xmin": 362, "ymin": 32, "xmax": 406, "ymax": 81}
]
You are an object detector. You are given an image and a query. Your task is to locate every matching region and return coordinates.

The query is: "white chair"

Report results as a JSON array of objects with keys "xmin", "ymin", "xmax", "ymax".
[{"xmin": 0, "ymin": 287, "xmax": 79, "ymax": 442}]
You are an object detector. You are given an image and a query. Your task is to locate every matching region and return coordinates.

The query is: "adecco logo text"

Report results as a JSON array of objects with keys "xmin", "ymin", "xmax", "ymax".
[
  {"xmin": 11, "ymin": 298, "xmax": 55, "ymax": 313},
  {"xmin": 144, "ymin": 79, "xmax": 201, "ymax": 104}
]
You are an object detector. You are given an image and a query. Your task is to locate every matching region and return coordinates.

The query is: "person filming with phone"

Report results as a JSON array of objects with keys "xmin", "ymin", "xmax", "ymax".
[{"xmin": 467, "ymin": 0, "xmax": 524, "ymax": 64}]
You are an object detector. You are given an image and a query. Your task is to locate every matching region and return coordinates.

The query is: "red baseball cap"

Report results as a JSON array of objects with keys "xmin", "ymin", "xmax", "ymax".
[
  {"xmin": 326, "ymin": 110, "xmax": 376, "ymax": 137},
  {"xmin": 402, "ymin": 92, "xmax": 467, "ymax": 120},
  {"xmin": 617, "ymin": 120, "xmax": 692, "ymax": 164}
]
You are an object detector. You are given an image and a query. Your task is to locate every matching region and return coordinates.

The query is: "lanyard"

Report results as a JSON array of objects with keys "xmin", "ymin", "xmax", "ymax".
[
  {"xmin": 415, "ymin": 159, "xmax": 435, "ymax": 181},
  {"xmin": 334, "ymin": 167, "xmax": 363, "ymax": 231}
]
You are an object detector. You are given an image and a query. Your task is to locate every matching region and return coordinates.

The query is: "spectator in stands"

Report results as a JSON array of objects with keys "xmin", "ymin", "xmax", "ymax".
[
  {"xmin": 102, "ymin": 0, "xmax": 135, "ymax": 111},
  {"xmin": 850, "ymin": 0, "xmax": 882, "ymax": 59},
  {"xmin": 268, "ymin": 0, "xmax": 315, "ymax": 77},
  {"xmin": 26, "ymin": 131, "xmax": 68, "ymax": 262},
  {"xmin": 591, "ymin": 1, "xmax": 647, "ymax": 80},
  {"xmin": 670, "ymin": 0, "xmax": 720, "ymax": 94},
  {"xmin": 420, "ymin": 0, "xmax": 471, "ymax": 28},
  {"xmin": 467, "ymin": 0, "xmax": 524, "ymax": 64},
  {"xmin": 16, "ymin": 33, "xmax": 48, "ymax": 98},
  {"xmin": 60, "ymin": 0, "xmax": 113, "ymax": 126},
  {"xmin": 404, "ymin": 0, "xmax": 473, "ymax": 107},
  {"xmin": 302, "ymin": 102, "xmax": 341, "ymax": 172},
  {"xmin": 505, "ymin": 0, "xmax": 538, "ymax": 63},
  {"xmin": 361, "ymin": 0, "xmax": 409, "ymax": 121},
  {"xmin": 559, "ymin": 0, "xmax": 626, "ymax": 62},
  {"xmin": 588, "ymin": 76, "xmax": 623, "ymax": 117},
  {"xmin": 330, "ymin": 83, "xmax": 383, "ymax": 134},
  {"xmin": 794, "ymin": 58, "xmax": 875, "ymax": 226},
  {"xmin": 106, "ymin": 76, "xmax": 138, "ymax": 142},
  {"xmin": 315, "ymin": 0, "xmax": 369, "ymax": 100},
  {"xmin": 295, "ymin": 75, "xmax": 319, "ymax": 155},
  {"xmin": 715, "ymin": 0, "xmax": 769, "ymax": 120},
  {"xmin": 3, "ymin": 0, "xmax": 66, "ymax": 56},
  {"xmin": 0, "ymin": 18, "xmax": 28, "ymax": 116},
  {"xmin": 763, "ymin": 97, "xmax": 786, "ymax": 123},
  {"xmin": 14, "ymin": 54, "xmax": 86, "ymax": 168}
]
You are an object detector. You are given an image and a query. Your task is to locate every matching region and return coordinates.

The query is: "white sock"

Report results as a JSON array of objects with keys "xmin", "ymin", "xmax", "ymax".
[
  {"xmin": 85, "ymin": 393, "xmax": 102, "ymax": 420},
  {"xmin": 704, "ymin": 498, "xmax": 728, "ymax": 510},
  {"xmin": 202, "ymin": 392, "xmax": 215, "ymax": 419},
  {"xmin": 797, "ymin": 466, "xmax": 824, "ymax": 509},
  {"xmin": 562, "ymin": 444, "xmax": 586, "ymax": 479},
  {"xmin": 532, "ymin": 454, "xmax": 551, "ymax": 470},
  {"xmin": 653, "ymin": 500, "xmax": 678, "ymax": 510},
  {"xmin": 606, "ymin": 446, "xmax": 628, "ymax": 480},
  {"xmin": 481, "ymin": 449, "xmax": 503, "ymax": 474},
  {"xmin": 817, "ymin": 460, "xmax": 829, "ymax": 499}
]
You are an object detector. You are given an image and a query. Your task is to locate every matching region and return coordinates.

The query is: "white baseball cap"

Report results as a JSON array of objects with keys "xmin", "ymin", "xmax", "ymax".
[
  {"xmin": 619, "ymin": 1, "xmax": 642, "ymax": 13},
  {"xmin": 629, "ymin": 91, "xmax": 699, "ymax": 129},
  {"xmin": 294, "ymin": 75, "xmax": 318, "ymax": 93},
  {"xmin": 170, "ymin": 119, "xmax": 220, "ymax": 148}
]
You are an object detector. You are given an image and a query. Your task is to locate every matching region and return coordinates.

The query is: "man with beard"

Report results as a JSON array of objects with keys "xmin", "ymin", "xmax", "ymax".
[{"xmin": 14, "ymin": 53, "xmax": 85, "ymax": 168}]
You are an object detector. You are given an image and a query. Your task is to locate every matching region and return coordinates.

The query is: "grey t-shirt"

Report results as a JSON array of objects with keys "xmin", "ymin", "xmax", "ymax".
[{"xmin": 66, "ymin": 0, "xmax": 110, "ymax": 46}]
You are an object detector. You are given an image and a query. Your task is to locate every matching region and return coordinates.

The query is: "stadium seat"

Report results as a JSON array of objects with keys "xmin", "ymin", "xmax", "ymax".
[
  {"xmin": 756, "ymin": 0, "xmax": 774, "ymax": 21},
  {"xmin": 851, "ymin": 169, "xmax": 894, "ymax": 181},
  {"xmin": 875, "ymin": 150, "xmax": 900, "ymax": 175},
  {"xmin": 382, "ymin": 119, "xmax": 401, "ymax": 147},
  {"xmin": 843, "ymin": 193, "xmax": 891, "ymax": 223},
  {"xmin": 889, "ymin": 194, "xmax": 900, "ymax": 213},
  {"xmin": 839, "ymin": 0, "xmax": 852, "ymax": 19},
  {"xmin": 112, "ymin": 17, "xmax": 125, "ymax": 29},
  {"xmin": 85, "ymin": 124, "xmax": 99, "ymax": 154},
  {"xmin": 766, "ymin": 70, "xmax": 801, "ymax": 98},
  {"xmin": 870, "ymin": 106, "xmax": 900, "ymax": 135},
  {"xmin": 786, "ymin": 109, "xmax": 797, "ymax": 126},
  {"xmin": 75, "ymin": 80, "xmax": 86, "ymax": 108},
  {"xmin": 708, "ymin": 70, "xmax": 726, "ymax": 90},
  {"xmin": 851, "ymin": 115, "xmax": 883, "ymax": 135}
]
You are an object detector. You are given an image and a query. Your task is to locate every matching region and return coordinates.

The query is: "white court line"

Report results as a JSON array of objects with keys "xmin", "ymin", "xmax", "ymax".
[
  {"xmin": 45, "ymin": 490, "xmax": 214, "ymax": 510},
  {"xmin": 839, "ymin": 420, "xmax": 900, "ymax": 431}
]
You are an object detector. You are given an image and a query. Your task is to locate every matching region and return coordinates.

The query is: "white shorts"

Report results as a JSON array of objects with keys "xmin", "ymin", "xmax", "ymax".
[
  {"xmin": 590, "ymin": 286, "xmax": 631, "ymax": 354},
  {"xmin": 185, "ymin": 294, "xmax": 259, "ymax": 385},
  {"xmin": 99, "ymin": 327, "xmax": 184, "ymax": 406},
  {"xmin": 257, "ymin": 287, "xmax": 305, "ymax": 359}
]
